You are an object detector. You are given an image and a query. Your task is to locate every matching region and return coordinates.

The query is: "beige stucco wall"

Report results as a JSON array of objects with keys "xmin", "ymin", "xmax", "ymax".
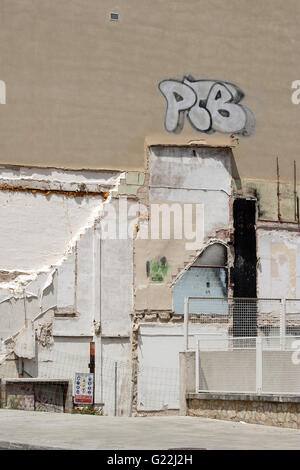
[{"xmin": 0, "ymin": 0, "xmax": 299, "ymax": 181}]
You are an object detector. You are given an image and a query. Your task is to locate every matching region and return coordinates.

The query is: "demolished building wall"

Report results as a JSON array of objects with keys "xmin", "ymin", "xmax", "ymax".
[{"xmin": 0, "ymin": 143, "xmax": 299, "ymax": 414}]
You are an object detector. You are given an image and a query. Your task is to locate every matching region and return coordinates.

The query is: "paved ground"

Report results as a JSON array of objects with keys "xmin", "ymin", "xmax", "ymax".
[{"xmin": 0, "ymin": 410, "xmax": 300, "ymax": 450}]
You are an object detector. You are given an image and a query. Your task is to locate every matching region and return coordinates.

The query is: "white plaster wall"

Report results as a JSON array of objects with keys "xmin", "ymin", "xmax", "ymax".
[
  {"xmin": 0, "ymin": 191, "xmax": 104, "ymax": 272},
  {"xmin": 0, "ymin": 166, "xmax": 119, "ymax": 188},
  {"xmin": 0, "ymin": 168, "xmax": 134, "ymax": 414},
  {"xmin": 149, "ymin": 188, "xmax": 229, "ymax": 238},
  {"xmin": 56, "ymin": 252, "xmax": 76, "ymax": 309},
  {"xmin": 100, "ymin": 198, "xmax": 137, "ymax": 337},
  {"xmin": 101, "ymin": 338, "xmax": 132, "ymax": 416},
  {"xmin": 37, "ymin": 337, "xmax": 91, "ymax": 383},
  {"xmin": 257, "ymin": 229, "xmax": 300, "ymax": 299},
  {"xmin": 0, "ymin": 168, "xmax": 132, "ymax": 338},
  {"xmin": 149, "ymin": 146, "xmax": 232, "ymax": 240},
  {"xmin": 137, "ymin": 323, "xmax": 229, "ymax": 411},
  {"xmin": 137, "ymin": 324, "xmax": 182, "ymax": 411},
  {"xmin": 150, "ymin": 146, "xmax": 232, "ymax": 194},
  {"xmin": 0, "ymin": 205, "xmax": 133, "ymax": 341},
  {"xmin": 100, "ymin": 239, "xmax": 133, "ymax": 337}
]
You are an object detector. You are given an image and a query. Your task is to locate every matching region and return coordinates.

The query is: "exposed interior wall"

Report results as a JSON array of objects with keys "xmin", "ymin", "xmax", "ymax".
[
  {"xmin": 0, "ymin": 169, "xmax": 134, "ymax": 408},
  {"xmin": 134, "ymin": 145, "xmax": 233, "ymax": 314},
  {"xmin": 257, "ymin": 229, "xmax": 300, "ymax": 299},
  {"xmin": 174, "ymin": 244, "xmax": 228, "ymax": 314},
  {"xmin": 132, "ymin": 145, "xmax": 300, "ymax": 412},
  {"xmin": 0, "ymin": 144, "xmax": 299, "ymax": 415},
  {"xmin": 238, "ymin": 178, "xmax": 300, "ymax": 223}
]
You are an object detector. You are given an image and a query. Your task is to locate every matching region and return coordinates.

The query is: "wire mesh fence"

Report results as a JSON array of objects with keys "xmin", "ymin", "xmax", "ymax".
[
  {"xmin": 30, "ymin": 349, "xmax": 133, "ymax": 416},
  {"xmin": 185, "ymin": 297, "xmax": 300, "ymax": 350},
  {"xmin": 194, "ymin": 335, "xmax": 300, "ymax": 395},
  {"xmin": 286, "ymin": 299, "xmax": 300, "ymax": 336},
  {"xmin": 2, "ymin": 297, "xmax": 299, "ymax": 415},
  {"xmin": 0, "ymin": 348, "xmax": 180, "ymax": 416}
]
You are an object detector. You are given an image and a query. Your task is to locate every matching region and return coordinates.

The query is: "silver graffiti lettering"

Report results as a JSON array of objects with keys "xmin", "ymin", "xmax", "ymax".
[
  {"xmin": 159, "ymin": 76, "xmax": 255, "ymax": 136},
  {"xmin": 159, "ymin": 80, "xmax": 197, "ymax": 133}
]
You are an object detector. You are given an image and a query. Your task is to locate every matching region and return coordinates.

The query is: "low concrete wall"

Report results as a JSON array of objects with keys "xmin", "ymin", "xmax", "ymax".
[
  {"xmin": 0, "ymin": 378, "xmax": 73, "ymax": 413},
  {"xmin": 187, "ymin": 392, "xmax": 300, "ymax": 429}
]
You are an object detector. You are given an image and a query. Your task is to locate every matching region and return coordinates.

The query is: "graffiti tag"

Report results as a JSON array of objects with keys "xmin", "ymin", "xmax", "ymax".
[{"xmin": 159, "ymin": 76, "xmax": 255, "ymax": 136}]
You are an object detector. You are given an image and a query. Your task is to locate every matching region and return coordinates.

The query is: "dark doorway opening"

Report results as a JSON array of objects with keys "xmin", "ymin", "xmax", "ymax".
[{"xmin": 232, "ymin": 198, "xmax": 257, "ymax": 337}]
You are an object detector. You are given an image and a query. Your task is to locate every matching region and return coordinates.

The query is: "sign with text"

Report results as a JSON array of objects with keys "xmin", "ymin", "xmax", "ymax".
[{"xmin": 74, "ymin": 372, "xmax": 94, "ymax": 404}]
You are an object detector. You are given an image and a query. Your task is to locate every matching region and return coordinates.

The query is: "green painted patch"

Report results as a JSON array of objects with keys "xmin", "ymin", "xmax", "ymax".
[{"xmin": 146, "ymin": 257, "xmax": 170, "ymax": 282}]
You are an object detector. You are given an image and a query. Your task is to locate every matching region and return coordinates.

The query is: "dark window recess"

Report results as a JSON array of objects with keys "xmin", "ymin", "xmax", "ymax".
[{"xmin": 232, "ymin": 199, "xmax": 257, "ymax": 337}]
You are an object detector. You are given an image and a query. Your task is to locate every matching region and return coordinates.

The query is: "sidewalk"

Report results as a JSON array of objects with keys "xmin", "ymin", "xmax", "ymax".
[{"xmin": 0, "ymin": 410, "xmax": 300, "ymax": 450}]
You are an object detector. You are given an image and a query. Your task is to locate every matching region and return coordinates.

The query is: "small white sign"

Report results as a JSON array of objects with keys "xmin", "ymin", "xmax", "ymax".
[{"xmin": 74, "ymin": 372, "xmax": 94, "ymax": 404}]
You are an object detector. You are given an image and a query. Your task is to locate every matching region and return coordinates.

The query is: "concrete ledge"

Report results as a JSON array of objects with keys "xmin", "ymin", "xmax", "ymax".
[
  {"xmin": 0, "ymin": 439, "xmax": 64, "ymax": 450},
  {"xmin": 187, "ymin": 392, "xmax": 300, "ymax": 403},
  {"xmin": 1, "ymin": 378, "xmax": 71, "ymax": 383}
]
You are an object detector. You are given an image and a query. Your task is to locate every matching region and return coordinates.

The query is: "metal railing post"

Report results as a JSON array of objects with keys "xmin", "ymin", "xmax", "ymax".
[
  {"xmin": 256, "ymin": 337, "xmax": 262, "ymax": 393},
  {"xmin": 184, "ymin": 297, "xmax": 189, "ymax": 350},
  {"xmin": 280, "ymin": 298, "xmax": 286, "ymax": 350}
]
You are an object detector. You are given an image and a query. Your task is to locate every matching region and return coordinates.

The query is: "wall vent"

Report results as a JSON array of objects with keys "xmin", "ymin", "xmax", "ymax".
[{"xmin": 110, "ymin": 12, "xmax": 119, "ymax": 21}]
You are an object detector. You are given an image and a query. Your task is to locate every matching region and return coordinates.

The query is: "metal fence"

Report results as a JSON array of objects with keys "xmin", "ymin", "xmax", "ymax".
[
  {"xmin": 184, "ymin": 297, "xmax": 300, "ymax": 350},
  {"xmin": 194, "ymin": 335, "xmax": 300, "ymax": 395},
  {"xmin": 183, "ymin": 297, "xmax": 300, "ymax": 395},
  {"xmin": 0, "ymin": 348, "xmax": 179, "ymax": 415}
]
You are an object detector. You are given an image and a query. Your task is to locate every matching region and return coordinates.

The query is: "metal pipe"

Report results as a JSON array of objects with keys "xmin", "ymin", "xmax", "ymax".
[
  {"xmin": 277, "ymin": 157, "xmax": 281, "ymax": 222},
  {"xmin": 114, "ymin": 361, "xmax": 118, "ymax": 417}
]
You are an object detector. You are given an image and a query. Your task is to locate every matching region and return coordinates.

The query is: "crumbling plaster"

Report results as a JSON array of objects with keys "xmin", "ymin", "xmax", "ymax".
[
  {"xmin": 134, "ymin": 146, "xmax": 233, "ymax": 313},
  {"xmin": 0, "ymin": 145, "xmax": 299, "ymax": 414},
  {"xmin": 0, "ymin": 168, "xmax": 135, "ymax": 384},
  {"xmin": 257, "ymin": 229, "xmax": 300, "ymax": 299},
  {"xmin": 235, "ymin": 178, "xmax": 300, "ymax": 223}
]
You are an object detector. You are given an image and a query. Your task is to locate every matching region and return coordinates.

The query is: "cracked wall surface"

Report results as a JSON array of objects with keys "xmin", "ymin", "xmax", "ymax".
[
  {"xmin": 134, "ymin": 146, "xmax": 233, "ymax": 314},
  {"xmin": 257, "ymin": 229, "xmax": 300, "ymax": 299},
  {"xmin": 0, "ymin": 168, "xmax": 135, "ymax": 415},
  {"xmin": 0, "ymin": 144, "xmax": 299, "ymax": 414}
]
